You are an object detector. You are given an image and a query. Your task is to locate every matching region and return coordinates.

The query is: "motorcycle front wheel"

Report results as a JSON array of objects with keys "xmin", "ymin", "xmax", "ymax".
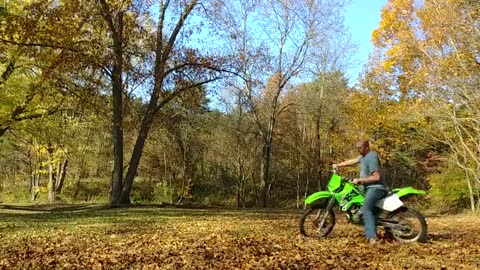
[
  {"xmin": 386, "ymin": 207, "xmax": 427, "ymax": 243},
  {"xmin": 299, "ymin": 207, "xmax": 335, "ymax": 238}
]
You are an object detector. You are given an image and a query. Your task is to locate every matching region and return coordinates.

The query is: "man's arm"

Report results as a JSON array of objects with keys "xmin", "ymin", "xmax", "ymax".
[
  {"xmin": 333, "ymin": 156, "xmax": 361, "ymax": 168},
  {"xmin": 353, "ymin": 170, "xmax": 381, "ymax": 184}
]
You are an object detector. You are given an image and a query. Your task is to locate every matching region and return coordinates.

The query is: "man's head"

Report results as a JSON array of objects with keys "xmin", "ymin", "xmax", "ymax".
[{"xmin": 355, "ymin": 140, "xmax": 370, "ymax": 156}]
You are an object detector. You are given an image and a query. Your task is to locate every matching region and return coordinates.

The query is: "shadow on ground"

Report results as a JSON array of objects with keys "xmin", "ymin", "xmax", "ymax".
[{"xmin": 0, "ymin": 203, "xmax": 302, "ymax": 227}]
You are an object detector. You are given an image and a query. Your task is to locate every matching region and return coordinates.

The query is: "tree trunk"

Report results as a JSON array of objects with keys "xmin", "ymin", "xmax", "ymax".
[
  {"xmin": 73, "ymin": 176, "xmax": 81, "ymax": 200},
  {"xmin": 236, "ymin": 162, "xmax": 242, "ymax": 208},
  {"xmin": 48, "ymin": 163, "xmax": 55, "ymax": 203},
  {"xmin": 30, "ymin": 171, "xmax": 39, "ymax": 201},
  {"xmin": 304, "ymin": 174, "xmax": 310, "ymax": 209},
  {"xmin": 296, "ymin": 169, "xmax": 300, "ymax": 209},
  {"xmin": 176, "ymin": 139, "xmax": 194, "ymax": 204},
  {"xmin": 475, "ymin": 180, "xmax": 480, "ymax": 212},
  {"xmin": 259, "ymin": 136, "xmax": 272, "ymax": 207},
  {"xmin": 240, "ymin": 173, "xmax": 246, "ymax": 208},
  {"xmin": 465, "ymin": 170, "xmax": 476, "ymax": 212},
  {"xmin": 0, "ymin": 61, "xmax": 15, "ymax": 83},
  {"xmin": 120, "ymin": 104, "xmax": 157, "ymax": 205},
  {"xmin": 30, "ymin": 174, "xmax": 35, "ymax": 201},
  {"xmin": 106, "ymin": 8, "xmax": 125, "ymax": 207},
  {"xmin": 0, "ymin": 127, "xmax": 8, "ymax": 137},
  {"xmin": 110, "ymin": 84, "xmax": 124, "ymax": 207},
  {"xmin": 315, "ymin": 116, "xmax": 322, "ymax": 190},
  {"xmin": 55, "ymin": 159, "xmax": 68, "ymax": 194}
]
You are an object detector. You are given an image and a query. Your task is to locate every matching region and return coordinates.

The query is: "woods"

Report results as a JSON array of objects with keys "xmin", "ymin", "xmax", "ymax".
[{"xmin": 0, "ymin": 0, "xmax": 479, "ymax": 213}]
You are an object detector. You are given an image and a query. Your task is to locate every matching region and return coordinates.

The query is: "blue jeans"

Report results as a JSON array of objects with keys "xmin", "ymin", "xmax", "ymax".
[{"xmin": 361, "ymin": 187, "xmax": 388, "ymax": 240}]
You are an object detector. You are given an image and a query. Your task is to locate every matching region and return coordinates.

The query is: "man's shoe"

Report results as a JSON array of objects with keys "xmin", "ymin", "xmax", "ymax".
[{"xmin": 368, "ymin": 238, "xmax": 379, "ymax": 245}]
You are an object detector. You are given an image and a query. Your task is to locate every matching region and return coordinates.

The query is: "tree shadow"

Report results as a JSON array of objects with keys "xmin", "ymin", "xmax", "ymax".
[
  {"xmin": 0, "ymin": 203, "xmax": 108, "ymax": 212},
  {"xmin": 0, "ymin": 203, "xmax": 301, "ymax": 227}
]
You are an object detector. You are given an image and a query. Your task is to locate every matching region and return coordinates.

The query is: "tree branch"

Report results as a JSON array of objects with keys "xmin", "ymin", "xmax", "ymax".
[
  {"xmin": 154, "ymin": 77, "xmax": 219, "ymax": 114},
  {"xmin": 0, "ymin": 39, "xmax": 83, "ymax": 53}
]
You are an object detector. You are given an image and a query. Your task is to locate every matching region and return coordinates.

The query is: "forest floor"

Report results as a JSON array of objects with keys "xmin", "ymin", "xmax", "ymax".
[{"xmin": 0, "ymin": 205, "xmax": 479, "ymax": 269}]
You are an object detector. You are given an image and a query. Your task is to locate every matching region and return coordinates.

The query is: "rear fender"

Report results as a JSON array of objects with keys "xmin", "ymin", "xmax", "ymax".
[
  {"xmin": 392, "ymin": 187, "xmax": 427, "ymax": 198},
  {"xmin": 378, "ymin": 187, "xmax": 426, "ymax": 212}
]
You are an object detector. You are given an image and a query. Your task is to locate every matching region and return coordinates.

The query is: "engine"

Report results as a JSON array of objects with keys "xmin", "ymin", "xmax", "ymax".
[{"xmin": 348, "ymin": 205, "xmax": 363, "ymax": 225}]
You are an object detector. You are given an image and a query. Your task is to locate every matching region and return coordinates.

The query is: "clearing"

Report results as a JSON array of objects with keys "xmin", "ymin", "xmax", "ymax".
[{"xmin": 0, "ymin": 205, "xmax": 479, "ymax": 269}]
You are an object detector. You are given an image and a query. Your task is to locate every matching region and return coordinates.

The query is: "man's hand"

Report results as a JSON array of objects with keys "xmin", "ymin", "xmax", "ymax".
[
  {"xmin": 352, "ymin": 178, "xmax": 362, "ymax": 185},
  {"xmin": 332, "ymin": 164, "xmax": 339, "ymax": 169}
]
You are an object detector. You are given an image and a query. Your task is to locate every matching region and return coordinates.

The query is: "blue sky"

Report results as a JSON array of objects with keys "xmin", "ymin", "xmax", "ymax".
[{"xmin": 344, "ymin": 0, "xmax": 387, "ymax": 83}]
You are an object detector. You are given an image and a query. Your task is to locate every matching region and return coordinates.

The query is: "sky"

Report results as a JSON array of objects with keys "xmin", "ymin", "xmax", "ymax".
[{"xmin": 344, "ymin": 0, "xmax": 388, "ymax": 84}]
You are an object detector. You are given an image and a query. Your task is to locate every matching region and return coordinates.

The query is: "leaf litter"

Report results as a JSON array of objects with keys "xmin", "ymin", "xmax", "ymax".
[{"xmin": 0, "ymin": 208, "xmax": 479, "ymax": 269}]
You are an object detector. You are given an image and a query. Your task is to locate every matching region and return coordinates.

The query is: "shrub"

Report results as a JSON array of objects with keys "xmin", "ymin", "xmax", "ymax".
[
  {"xmin": 428, "ymin": 165, "xmax": 472, "ymax": 212},
  {"xmin": 62, "ymin": 178, "xmax": 109, "ymax": 203}
]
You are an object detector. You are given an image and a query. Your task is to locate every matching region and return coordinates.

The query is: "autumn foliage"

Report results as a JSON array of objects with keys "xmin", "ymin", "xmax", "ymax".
[{"xmin": 0, "ymin": 0, "xmax": 479, "ymax": 213}]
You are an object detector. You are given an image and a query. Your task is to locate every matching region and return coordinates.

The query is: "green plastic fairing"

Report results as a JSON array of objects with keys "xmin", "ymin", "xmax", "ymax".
[
  {"xmin": 392, "ymin": 187, "xmax": 426, "ymax": 198},
  {"xmin": 327, "ymin": 174, "xmax": 342, "ymax": 192},
  {"xmin": 340, "ymin": 195, "xmax": 365, "ymax": 211},
  {"xmin": 305, "ymin": 191, "xmax": 333, "ymax": 205}
]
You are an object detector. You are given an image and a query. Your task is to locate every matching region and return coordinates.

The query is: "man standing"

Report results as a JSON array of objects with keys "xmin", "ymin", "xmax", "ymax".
[{"xmin": 333, "ymin": 140, "xmax": 388, "ymax": 244}]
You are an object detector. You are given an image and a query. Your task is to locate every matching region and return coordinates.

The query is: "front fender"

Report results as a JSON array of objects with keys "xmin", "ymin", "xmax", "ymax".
[
  {"xmin": 392, "ymin": 187, "xmax": 427, "ymax": 198},
  {"xmin": 305, "ymin": 191, "xmax": 334, "ymax": 205}
]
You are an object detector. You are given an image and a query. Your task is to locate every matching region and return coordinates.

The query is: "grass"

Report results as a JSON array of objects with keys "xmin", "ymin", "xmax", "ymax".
[{"xmin": 0, "ymin": 205, "xmax": 479, "ymax": 269}]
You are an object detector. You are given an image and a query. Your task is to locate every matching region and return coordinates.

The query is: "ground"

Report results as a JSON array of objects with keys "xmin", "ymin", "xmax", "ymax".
[{"xmin": 0, "ymin": 205, "xmax": 479, "ymax": 269}]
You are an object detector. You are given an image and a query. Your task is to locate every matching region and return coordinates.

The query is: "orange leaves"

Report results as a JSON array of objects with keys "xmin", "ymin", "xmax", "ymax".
[{"xmin": 260, "ymin": 72, "xmax": 282, "ymax": 102}]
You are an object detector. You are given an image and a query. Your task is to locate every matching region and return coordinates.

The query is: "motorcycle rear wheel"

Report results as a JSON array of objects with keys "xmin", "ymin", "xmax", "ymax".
[
  {"xmin": 386, "ymin": 207, "xmax": 427, "ymax": 243},
  {"xmin": 299, "ymin": 207, "xmax": 335, "ymax": 238}
]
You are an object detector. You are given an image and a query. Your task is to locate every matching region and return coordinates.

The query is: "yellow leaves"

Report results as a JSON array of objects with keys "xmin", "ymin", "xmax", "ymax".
[
  {"xmin": 381, "ymin": 58, "xmax": 395, "ymax": 72},
  {"xmin": 373, "ymin": 0, "xmax": 416, "ymax": 45},
  {"xmin": 368, "ymin": 0, "xmax": 480, "ymax": 100},
  {"xmin": 345, "ymin": 88, "xmax": 431, "ymax": 163}
]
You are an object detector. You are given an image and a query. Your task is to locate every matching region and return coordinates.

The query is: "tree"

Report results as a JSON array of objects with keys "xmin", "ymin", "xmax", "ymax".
[
  {"xmin": 216, "ymin": 0, "xmax": 349, "ymax": 207},
  {"xmin": 98, "ymin": 0, "xmax": 225, "ymax": 206},
  {"xmin": 365, "ymin": 0, "xmax": 480, "ymax": 211},
  {"xmin": 295, "ymin": 72, "xmax": 349, "ymax": 187},
  {"xmin": 0, "ymin": 0, "xmax": 102, "ymax": 138}
]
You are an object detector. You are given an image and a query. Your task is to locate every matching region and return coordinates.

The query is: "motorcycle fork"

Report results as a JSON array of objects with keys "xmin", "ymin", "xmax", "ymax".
[{"xmin": 317, "ymin": 195, "xmax": 336, "ymax": 230}]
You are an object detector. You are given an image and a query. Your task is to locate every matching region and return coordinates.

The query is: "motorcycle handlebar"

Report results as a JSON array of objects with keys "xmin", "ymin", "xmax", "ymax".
[{"xmin": 330, "ymin": 167, "xmax": 358, "ymax": 184}]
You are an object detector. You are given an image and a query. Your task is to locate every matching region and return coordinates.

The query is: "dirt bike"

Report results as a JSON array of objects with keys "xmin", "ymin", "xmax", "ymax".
[{"xmin": 299, "ymin": 169, "xmax": 428, "ymax": 242}]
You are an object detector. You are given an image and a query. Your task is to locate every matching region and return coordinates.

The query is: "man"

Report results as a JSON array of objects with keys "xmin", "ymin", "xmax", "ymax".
[{"xmin": 333, "ymin": 140, "xmax": 388, "ymax": 244}]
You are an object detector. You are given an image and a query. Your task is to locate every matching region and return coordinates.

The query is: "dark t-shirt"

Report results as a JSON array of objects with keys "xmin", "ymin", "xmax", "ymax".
[{"xmin": 359, "ymin": 151, "xmax": 386, "ymax": 189}]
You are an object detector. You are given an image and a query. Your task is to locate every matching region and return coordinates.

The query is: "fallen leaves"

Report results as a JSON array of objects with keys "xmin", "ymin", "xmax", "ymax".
[{"xmin": 0, "ymin": 208, "xmax": 479, "ymax": 269}]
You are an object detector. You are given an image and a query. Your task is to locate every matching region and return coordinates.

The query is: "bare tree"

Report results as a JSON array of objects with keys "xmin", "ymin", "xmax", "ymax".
[{"xmin": 215, "ymin": 0, "xmax": 348, "ymax": 206}]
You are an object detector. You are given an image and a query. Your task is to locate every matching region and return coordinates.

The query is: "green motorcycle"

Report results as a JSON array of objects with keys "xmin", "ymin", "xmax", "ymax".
[{"xmin": 299, "ymin": 169, "xmax": 428, "ymax": 242}]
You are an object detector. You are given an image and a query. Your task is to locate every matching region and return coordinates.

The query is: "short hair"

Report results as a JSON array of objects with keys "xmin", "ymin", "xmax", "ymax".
[{"xmin": 356, "ymin": 140, "xmax": 370, "ymax": 148}]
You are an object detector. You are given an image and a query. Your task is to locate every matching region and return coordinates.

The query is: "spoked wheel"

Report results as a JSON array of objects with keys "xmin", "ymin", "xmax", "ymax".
[
  {"xmin": 386, "ymin": 207, "xmax": 427, "ymax": 243},
  {"xmin": 299, "ymin": 207, "xmax": 335, "ymax": 238}
]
